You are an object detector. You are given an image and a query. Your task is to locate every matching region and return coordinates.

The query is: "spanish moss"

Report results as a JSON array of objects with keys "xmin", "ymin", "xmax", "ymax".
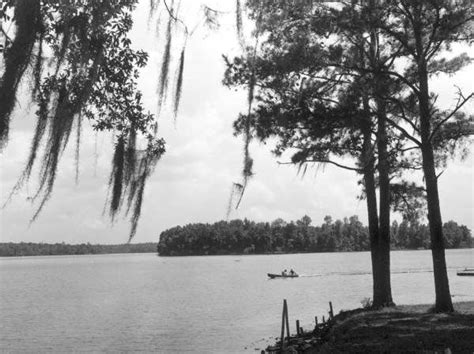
[
  {"xmin": 32, "ymin": 31, "xmax": 44, "ymax": 100},
  {"xmin": 0, "ymin": 0, "xmax": 40, "ymax": 149},
  {"xmin": 236, "ymin": 0, "xmax": 246, "ymax": 50},
  {"xmin": 226, "ymin": 182, "xmax": 244, "ymax": 219},
  {"xmin": 3, "ymin": 1, "xmax": 166, "ymax": 240},
  {"xmin": 150, "ymin": 0, "xmax": 160, "ymax": 17},
  {"xmin": 227, "ymin": 1, "xmax": 263, "ymax": 213},
  {"xmin": 108, "ymin": 135, "xmax": 165, "ymax": 239},
  {"xmin": 31, "ymin": 85, "xmax": 79, "ymax": 222},
  {"xmin": 75, "ymin": 115, "xmax": 82, "ymax": 184},
  {"xmin": 109, "ymin": 136, "xmax": 126, "ymax": 219},
  {"xmin": 127, "ymin": 154, "xmax": 158, "ymax": 241},
  {"xmin": 173, "ymin": 45, "xmax": 185, "ymax": 118},
  {"xmin": 157, "ymin": 0, "xmax": 174, "ymax": 110}
]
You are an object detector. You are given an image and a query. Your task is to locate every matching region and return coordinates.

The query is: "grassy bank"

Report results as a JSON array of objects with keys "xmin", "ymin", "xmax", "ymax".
[{"xmin": 266, "ymin": 301, "xmax": 474, "ymax": 353}]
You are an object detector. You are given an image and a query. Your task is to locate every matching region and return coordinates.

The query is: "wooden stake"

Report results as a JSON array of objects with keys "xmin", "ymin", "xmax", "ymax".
[
  {"xmin": 281, "ymin": 299, "xmax": 287, "ymax": 350},
  {"xmin": 296, "ymin": 320, "xmax": 300, "ymax": 337},
  {"xmin": 315, "ymin": 316, "xmax": 318, "ymax": 326},
  {"xmin": 329, "ymin": 301, "xmax": 334, "ymax": 319}
]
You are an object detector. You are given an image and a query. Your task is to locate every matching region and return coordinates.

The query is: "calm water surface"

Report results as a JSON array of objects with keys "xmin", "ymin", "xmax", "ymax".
[{"xmin": 1, "ymin": 249, "xmax": 473, "ymax": 353}]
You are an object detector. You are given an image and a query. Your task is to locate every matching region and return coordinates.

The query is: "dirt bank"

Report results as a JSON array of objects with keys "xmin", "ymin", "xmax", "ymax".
[{"xmin": 267, "ymin": 301, "xmax": 474, "ymax": 353}]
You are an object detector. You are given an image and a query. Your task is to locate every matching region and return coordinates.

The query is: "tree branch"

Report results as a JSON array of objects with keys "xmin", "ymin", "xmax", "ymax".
[
  {"xmin": 384, "ymin": 96, "xmax": 420, "ymax": 134},
  {"xmin": 0, "ymin": 25, "xmax": 13, "ymax": 43},
  {"xmin": 385, "ymin": 116, "xmax": 422, "ymax": 146},
  {"xmin": 277, "ymin": 159, "xmax": 362, "ymax": 172},
  {"xmin": 163, "ymin": 0, "xmax": 189, "ymax": 36},
  {"xmin": 436, "ymin": 169, "xmax": 445, "ymax": 180},
  {"xmin": 399, "ymin": 145, "xmax": 420, "ymax": 153},
  {"xmin": 429, "ymin": 91, "xmax": 474, "ymax": 142},
  {"xmin": 423, "ymin": 4, "xmax": 441, "ymax": 59}
]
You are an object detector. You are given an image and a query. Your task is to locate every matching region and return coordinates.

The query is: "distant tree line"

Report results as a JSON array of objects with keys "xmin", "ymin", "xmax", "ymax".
[
  {"xmin": 0, "ymin": 242, "xmax": 157, "ymax": 257},
  {"xmin": 157, "ymin": 216, "xmax": 472, "ymax": 256}
]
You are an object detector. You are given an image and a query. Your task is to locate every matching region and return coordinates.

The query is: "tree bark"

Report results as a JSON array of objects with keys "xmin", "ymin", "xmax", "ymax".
[
  {"xmin": 366, "ymin": 14, "xmax": 394, "ymax": 307},
  {"xmin": 420, "ymin": 141, "xmax": 453, "ymax": 312},
  {"xmin": 413, "ymin": 5, "xmax": 453, "ymax": 312},
  {"xmin": 361, "ymin": 121, "xmax": 390, "ymax": 307},
  {"xmin": 374, "ymin": 100, "xmax": 394, "ymax": 308}
]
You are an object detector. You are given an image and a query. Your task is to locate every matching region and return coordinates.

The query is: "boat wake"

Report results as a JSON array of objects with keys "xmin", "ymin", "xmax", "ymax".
[
  {"xmin": 298, "ymin": 269, "xmax": 438, "ymax": 277},
  {"xmin": 283, "ymin": 266, "xmax": 469, "ymax": 278}
]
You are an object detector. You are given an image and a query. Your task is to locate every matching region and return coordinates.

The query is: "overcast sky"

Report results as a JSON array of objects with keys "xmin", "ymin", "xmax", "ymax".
[{"xmin": 0, "ymin": 0, "xmax": 473, "ymax": 244}]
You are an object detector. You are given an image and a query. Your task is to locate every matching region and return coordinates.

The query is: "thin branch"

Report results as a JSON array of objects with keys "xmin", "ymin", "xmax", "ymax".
[
  {"xmin": 381, "ymin": 69, "xmax": 420, "ymax": 95},
  {"xmin": 327, "ymin": 62, "xmax": 421, "ymax": 95},
  {"xmin": 384, "ymin": 96, "xmax": 420, "ymax": 134},
  {"xmin": 423, "ymin": 4, "xmax": 440, "ymax": 59},
  {"xmin": 0, "ymin": 25, "xmax": 13, "ymax": 43},
  {"xmin": 163, "ymin": 0, "xmax": 189, "ymax": 35},
  {"xmin": 385, "ymin": 116, "xmax": 422, "ymax": 146},
  {"xmin": 436, "ymin": 169, "xmax": 445, "ymax": 180},
  {"xmin": 429, "ymin": 92, "xmax": 474, "ymax": 142},
  {"xmin": 382, "ymin": 43, "xmax": 404, "ymax": 68},
  {"xmin": 399, "ymin": 145, "xmax": 419, "ymax": 153},
  {"xmin": 277, "ymin": 159, "xmax": 362, "ymax": 172},
  {"xmin": 377, "ymin": 24, "xmax": 415, "ymax": 58}
]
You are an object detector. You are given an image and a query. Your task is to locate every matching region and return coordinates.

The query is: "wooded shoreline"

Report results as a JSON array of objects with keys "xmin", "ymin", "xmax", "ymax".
[
  {"xmin": 157, "ymin": 217, "xmax": 472, "ymax": 256},
  {"xmin": 1, "ymin": 241, "xmax": 471, "ymax": 257},
  {"xmin": 1, "ymin": 215, "xmax": 471, "ymax": 257},
  {"xmin": 0, "ymin": 242, "xmax": 157, "ymax": 257}
]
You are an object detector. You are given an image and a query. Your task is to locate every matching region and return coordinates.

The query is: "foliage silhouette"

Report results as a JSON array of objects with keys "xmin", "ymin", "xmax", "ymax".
[{"xmin": 157, "ymin": 216, "xmax": 472, "ymax": 256}]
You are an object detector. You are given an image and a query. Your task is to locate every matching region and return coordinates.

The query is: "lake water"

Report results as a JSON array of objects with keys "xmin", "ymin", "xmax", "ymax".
[{"xmin": 1, "ymin": 249, "xmax": 473, "ymax": 353}]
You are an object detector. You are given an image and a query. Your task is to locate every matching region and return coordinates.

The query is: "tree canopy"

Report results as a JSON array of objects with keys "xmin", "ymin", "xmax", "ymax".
[
  {"xmin": 224, "ymin": 0, "xmax": 473, "ymax": 311},
  {"xmin": 157, "ymin": 216, "xmax": 472, "ymax": 256}
]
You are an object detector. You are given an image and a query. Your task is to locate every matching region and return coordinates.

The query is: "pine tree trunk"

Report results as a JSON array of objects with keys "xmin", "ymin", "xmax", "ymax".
[
  {"xmin": 366, "ymin": 14, "xmax": 393, "ymax": 307},
  {"xmin": 421, "ymin": 143, "xmax": 453, "ymax": 312},
  {"xmin": 375, "ymin": 102, "xmax": 394, "ymax": 308},
  {"xmin": 361, "ymin": 124, "xmax": 386, "ymax": 307},
  {"xmin": 413, "ymin": 5, "xmax": 453, "ymax": 312}
]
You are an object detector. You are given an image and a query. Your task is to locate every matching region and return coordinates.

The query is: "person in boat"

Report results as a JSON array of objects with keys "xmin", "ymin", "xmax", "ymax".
[
  {"xmin": 282, "ymin": 269, "xmax": 288, "ymax": 276},
  {"xmin": 289, "ymin": 269, "xmax": 295, "ymax": 276}
]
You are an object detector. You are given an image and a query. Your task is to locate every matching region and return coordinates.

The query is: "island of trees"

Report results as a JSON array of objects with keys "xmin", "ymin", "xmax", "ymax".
[
  {"xmin": 0, "ymin": 242, "xmax": 157, "ymax": 257},
  {"xmin": 157, "ymin": 216, "xmax": 472, "ymax": 256}
]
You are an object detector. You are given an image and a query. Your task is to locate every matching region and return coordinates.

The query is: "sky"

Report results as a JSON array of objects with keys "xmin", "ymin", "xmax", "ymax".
[{"xmin": 0, "ymin": 0, "xmax": 473, "ymax": 244}]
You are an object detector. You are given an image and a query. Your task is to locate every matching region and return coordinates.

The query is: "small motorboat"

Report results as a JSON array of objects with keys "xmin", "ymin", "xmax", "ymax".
[
  {"xmin": 457, "ymin": 268, "xmax": 474, "ymax": 276},
  {"xmin": 267, "ymin": 273, "xmax": 299, "ymax": 279}
]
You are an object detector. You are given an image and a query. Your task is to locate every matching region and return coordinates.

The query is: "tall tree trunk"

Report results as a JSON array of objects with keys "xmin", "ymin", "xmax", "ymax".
[
  {"xmin": 361, "ymin": 121, "xmax": 385, "ymax": 307},
  {"xmin": 366, "ymin": 12, "xmax": 394, "ymax": 307},
  {"xmin": 413, "ymin": 5, "xmax": 453, "ymax": 312},
  {"xmin": 418, "ymin": 71, "xmax": 453, "ymax": 312},
  {"xmin": 420, "ymin": 140, "xmax": 453, "ymax": 312},
  {"xmin": 375, "ymin": 101, "xmax": 394, "ymax": 307}
]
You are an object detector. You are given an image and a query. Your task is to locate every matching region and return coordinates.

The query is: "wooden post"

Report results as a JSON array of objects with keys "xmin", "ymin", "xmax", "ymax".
[
  {"xmin": 322, "ymin": 315, "xmax": 325, "ymax": 323},
  {"xmin": 281, "ymin": 299, "xmax": 287, "ymax": 350},
  {"xmin": 329, "ymin": 301, "xmax": 334, "ymax": 319},
  {"xmin": 315, "ymin": 316, "xmax": 318, "ymax": 327},
  {"xmin": 296, "ymin": 320, "xmax": 300, "ymax": 337},
  {"xmin": 280, "ymin": 299, "xmax": 291, "ymax": 350}
]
